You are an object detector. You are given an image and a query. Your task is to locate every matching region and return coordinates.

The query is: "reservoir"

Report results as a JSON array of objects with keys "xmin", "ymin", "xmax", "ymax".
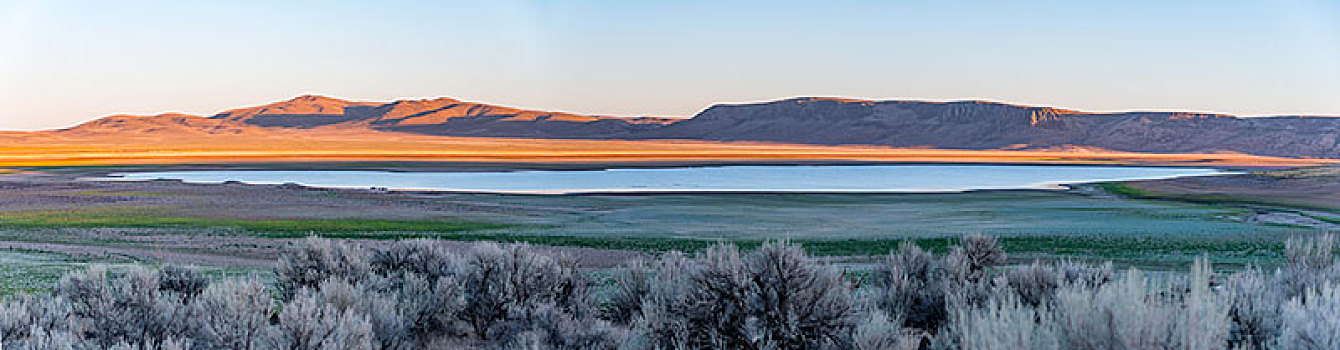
[{"xmin": 107, "ymin": 165, "xmax": 1229, "ymax": 194}]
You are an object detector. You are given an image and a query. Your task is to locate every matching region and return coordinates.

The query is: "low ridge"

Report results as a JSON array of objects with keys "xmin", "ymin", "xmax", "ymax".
[{"xmin": 60, "ymin": 113, "xmax": 264, "ymax": 135}]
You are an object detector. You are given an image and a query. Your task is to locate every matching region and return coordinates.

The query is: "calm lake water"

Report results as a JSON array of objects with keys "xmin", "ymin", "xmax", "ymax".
[{"xmin": 109, "ymin": 165, "xmax": 1228, "ymax": 194}]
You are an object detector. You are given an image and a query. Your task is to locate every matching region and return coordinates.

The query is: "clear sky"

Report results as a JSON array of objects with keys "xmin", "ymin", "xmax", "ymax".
[{"xmin": 2, "ymin": 0, "xmax": 1338, "ymax": 130}]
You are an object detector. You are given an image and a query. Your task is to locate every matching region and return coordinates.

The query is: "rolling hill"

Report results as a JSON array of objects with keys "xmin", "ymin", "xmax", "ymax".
[{"xmin": 53, "ymin": 95, "xmax": 1340, "ymax": 158}]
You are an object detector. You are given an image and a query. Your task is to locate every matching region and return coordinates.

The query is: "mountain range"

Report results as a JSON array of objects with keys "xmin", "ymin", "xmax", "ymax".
[{"xmin": 56, "ymin": 95, "xmax": 1340, "ymax": 158}]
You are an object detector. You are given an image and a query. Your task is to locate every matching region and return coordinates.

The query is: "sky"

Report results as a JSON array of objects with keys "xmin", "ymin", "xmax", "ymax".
[{"xmin": 1, "ymin": 0, "xmax": 1338, "ymax": 130}]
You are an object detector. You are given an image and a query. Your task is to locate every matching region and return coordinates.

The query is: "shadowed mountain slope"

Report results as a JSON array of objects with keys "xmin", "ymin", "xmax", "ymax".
[
  {"xmin": 212, "ymin": 95, "xmax": 382, "ymax": 128},
  {"xmin": 634, "ymin": 98, "xmax": 1340, "ymax": 158}
]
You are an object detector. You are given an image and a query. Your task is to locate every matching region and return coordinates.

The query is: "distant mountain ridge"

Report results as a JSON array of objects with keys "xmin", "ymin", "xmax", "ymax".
[
  {"xmin": 58, "ymin": 95, "xmax": 1340, "ymax": 158},
  {"xmin": 634, "ymin": 98, "xmax": 1340, "ymax": 158}
]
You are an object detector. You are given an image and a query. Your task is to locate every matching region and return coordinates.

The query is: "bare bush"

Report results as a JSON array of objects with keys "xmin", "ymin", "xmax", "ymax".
[
  {"xmin": 157, "ymin": 265, "xmax": 208, "ymax": 300},
  {"xmin": 958, "ymin": 235, "xmax": 1007, "ymax": 279}
]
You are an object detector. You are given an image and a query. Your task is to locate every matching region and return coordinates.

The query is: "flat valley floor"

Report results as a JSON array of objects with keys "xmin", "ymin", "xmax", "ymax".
[{"xmin": 1, "ymin": 165, "xmax": 1338, "ymax": 295}]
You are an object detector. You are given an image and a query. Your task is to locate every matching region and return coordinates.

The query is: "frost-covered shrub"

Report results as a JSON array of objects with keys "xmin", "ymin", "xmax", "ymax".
[
  {"xmin": 9, "ymin": 325, "xmax": 84, "ymax": 350},
  {"xmin": 1280, "ymin": 234, "xmax": 1339, "ymax": 299},
  {"xmin": 458, "ymin": 242, "xmax": 591, "ymax": 342},
  {"xmin": 1053, "ymin": 259, "xmax": 1229, "ymax": 350},
  {"xmin": 267, "ymin": 285, "xmax": 375, "ymax": 350},
  {"xmin": 1056, "ymin": 259, "xmax": 1113, "ymax": 288},
  {"xmin": 677, "ymin": 244, "xmax": 754, "ymax": 349},
  {"xmin": 56, "ymin": 266, "xmax": 191, "ymax": 348},
  {"xmin": 1285, "ymin": 234, "xmax": 1335, "ymax": 272},
  {"xmin": 1001, "ymin": 261, "xmax": 1058, "ymax": 307},
  {"xmin": 277, "ymin": 238, "xmax": 371, "ymax": 299},
  {"xmin": 850, "ymin": 312, "xmax": 922, "ymax": 350},
  {"xmin": 190, "ymin": 278, "xmax": 274, "ymax": 350},
  {"xmin": 0, "ymin": 295, "xmax": 73, "ymax": 347},
  {"xmin": 369, "ymin": 239, "xmax": 459, "ymax": 281},
  {"xmin": 630, "ymin": 243, "xmax": 859, "ymax": 350},
  {"xmin": 7, "ymin": 236, "xmax": 1340, "ymax": 349},
  {"xmin": 505, "ymin": 303, "xmax": 626, "ymax": 350},
  {"xmin": 1181, "ymin": 259, "xmax": 1232, "ymax": 350},
  {"xmin": 628, "ymin": 252, "xmax": 697, "ymax": 349},
  {"xmin": 1224, "ymin": 266, "xmax": 1284, "ymax": 349},
  {"xmin": 1277, "ymin": 282, "xmax": 1340, "ymax": 350},
  {"xmin": 603, "ymin": 260, "xmax": 651, "ymax": 325},
  {"xmin": 746, "ymin": 241, "xmax": 857, "ymax": 349},
  {"xmin": 948, "ymin": 293, "xmax": 1059, "ymax": 350},
  {"xmin": 870, "ymin": 241, "xmax": 949, "ymax": 331},
  {"xmin": 395, "ymin": 274, "xmax": 466, "ymax": 344},
  {"xmin": 870, "ymin": 236, "xmax": 1006, "ymax": 333}
]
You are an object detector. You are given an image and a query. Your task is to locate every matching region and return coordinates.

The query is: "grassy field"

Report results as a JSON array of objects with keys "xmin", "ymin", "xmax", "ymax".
[
  {"xmin": 0, "ymin": 208, "xmax": 514, "ymax": 233},
  {"xmin": 0, "ymin": 247, "xmax": 269, "ymax": 297},
  {"xmin": 1098, "ymin": 182, "xmax": 1340, "ymax": 213},
  {"xmin": 1106, "ymin": 167, "xmax": 1340, "ymax": 214},
  {"xmin": 0, "ymin": 249, "xmax": 82, "ymax": 296},
  {"xmin": 0, "ymin": 190, "xmax": 1313, "ymax": 269}
]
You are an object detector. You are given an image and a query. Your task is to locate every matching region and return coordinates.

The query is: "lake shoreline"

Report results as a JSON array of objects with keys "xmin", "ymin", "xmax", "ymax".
[
  {"xmin": 98, "ymin": 164, "xmax": 1230, "ymax": 195},
  {"xmin": 50, "ymin": 159, "xmax": 1264, "ymax": 179}
]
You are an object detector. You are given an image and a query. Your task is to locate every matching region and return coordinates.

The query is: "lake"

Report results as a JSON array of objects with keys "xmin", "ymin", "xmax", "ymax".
[{"xmin": 106, "ymin": 165, "xmax": 1228, "ymax": 194}]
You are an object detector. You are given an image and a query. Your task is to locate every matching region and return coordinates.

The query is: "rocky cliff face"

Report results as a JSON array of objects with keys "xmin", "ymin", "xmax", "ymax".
[
  {"xmin": 59, "ymin": 95, "xmax": 1340, "ymax": 158},
  {"xmin": 634, "ymin": 98, "xmax": 1340, "ymax": 158}
]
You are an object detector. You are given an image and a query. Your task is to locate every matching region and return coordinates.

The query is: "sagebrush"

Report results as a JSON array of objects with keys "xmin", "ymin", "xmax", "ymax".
[{"xmin": 1, "ymin": 234, "xmax": 1336, "ymax": 349}]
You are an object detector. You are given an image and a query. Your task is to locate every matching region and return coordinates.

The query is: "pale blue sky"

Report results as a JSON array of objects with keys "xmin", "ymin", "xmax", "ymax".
[{"xmin": 2, "ymin": 0, "xmax": 1338, "ymax": 130}]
